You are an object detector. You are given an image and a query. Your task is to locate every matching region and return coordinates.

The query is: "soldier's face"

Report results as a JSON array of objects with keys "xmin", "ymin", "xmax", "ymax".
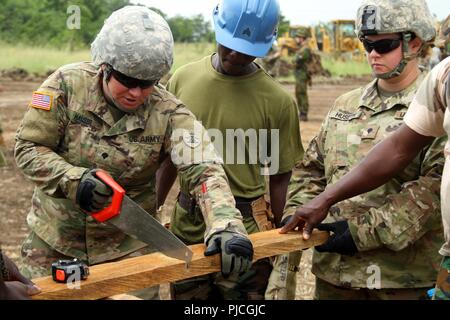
[
  {"xmin": 365, "ymin": 34, "xmax": 404, "ymax": 75},
  {"xmin": 107, "ymin": 75, "xmax": 154, "ymax": 111},
  {"xmin": 216, "ymin": 44, "xmax": 256, "ymax": 76}
]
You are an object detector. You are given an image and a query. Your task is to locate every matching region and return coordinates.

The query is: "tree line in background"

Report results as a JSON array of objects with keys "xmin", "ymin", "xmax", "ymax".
[{"xmin": 0, "ymin": 0, "xmax": 290, "ymax": 49}]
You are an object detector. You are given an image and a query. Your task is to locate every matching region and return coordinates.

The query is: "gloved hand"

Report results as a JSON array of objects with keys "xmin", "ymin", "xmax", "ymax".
[
  {"xmin": 75, "ymin": 169, "xmax": 113, "ymax": 212},
  {"xmin": 204, "ymin": 231, "xmax": 253, "ymax": 278},
  {"xmin": 315, "ymin": 220, "xmax": 358, "ymax": 256}
]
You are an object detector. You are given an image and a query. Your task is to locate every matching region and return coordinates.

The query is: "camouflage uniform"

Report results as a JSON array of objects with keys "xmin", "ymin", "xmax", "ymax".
[
  {"xmin": 294, "ymin": 43, "xmax": 312, "ymax": 119},
  {"xmin": 284, "ymin": 72, "xmax": 445, "ymax": 299},
  {"xmin": 403, "ymin": 57, "xmax": 450, "ymax": 300},
  {"xmin": 15, "ymin": 61, "xmax": 247, "ymax": 280}
]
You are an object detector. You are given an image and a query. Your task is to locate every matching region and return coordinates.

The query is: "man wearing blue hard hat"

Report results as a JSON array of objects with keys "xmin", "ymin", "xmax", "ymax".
[{"xmin": 159, "ymin": 0, "xmax": 303, "ymax": 299}]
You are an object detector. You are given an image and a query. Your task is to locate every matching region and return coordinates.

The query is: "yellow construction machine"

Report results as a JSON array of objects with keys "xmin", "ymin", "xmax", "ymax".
[
  {"xmin": 277, "ymin": 25, "xmax": 317, "ymax": 56},
  {"xmin": 278, "ymin": 21, "xmax": 364, "ymax": 60},
  {"xmin": 329, "ymin": 19, "xmax": 365, "ymax": 60}
]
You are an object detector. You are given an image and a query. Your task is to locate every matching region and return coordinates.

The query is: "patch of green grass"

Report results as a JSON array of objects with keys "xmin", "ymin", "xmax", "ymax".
[
  {"xmin": 0, "ymin": 42, "xmax": 370, "ymax": 79},
  {"xmin": 275, "ymin": 53, "xmax": 371, "ymax": 83},
  {"xmin": 0, "ymin": 42, "xmax": 216, "ymax": 75},
  {"xmin": 172, "ymin": 42, "xmax": 216, "ymax": 71},
  {"xmin": 0, "ymin": 43, "xmax": 90, "ymax": 74},
  {"xmin": 321, "ymin": 55, "xmax": 371, "ymax": 77}
]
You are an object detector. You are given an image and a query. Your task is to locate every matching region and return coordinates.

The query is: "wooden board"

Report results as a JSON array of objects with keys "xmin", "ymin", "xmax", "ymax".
[{"xmin": 32, "ymin": 229, "xmax": 328, "ymax": 300}]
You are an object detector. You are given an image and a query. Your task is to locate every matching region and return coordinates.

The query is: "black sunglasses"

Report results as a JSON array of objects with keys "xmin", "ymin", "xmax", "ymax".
[
  {"xmin": 362, "ymin": 38, "xmax": 401, "ymax": 54},
  {"xmin": 111, "ymin": 69, "xmax": 158, "ymax": 89}
]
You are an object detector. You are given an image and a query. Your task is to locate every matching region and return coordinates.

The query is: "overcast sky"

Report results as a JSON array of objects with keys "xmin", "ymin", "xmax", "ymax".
[{"xmin": 132, "ymin": 0, "xmax": 448, "ymax": 25}]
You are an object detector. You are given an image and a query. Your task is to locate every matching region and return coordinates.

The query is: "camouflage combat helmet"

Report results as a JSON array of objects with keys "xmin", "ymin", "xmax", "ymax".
[
  {"xmin": 295, "ymin": 27, "xmax": 311, "ymax": 38},
  {"xmin": 91, "ymin": 5, "xmax": 174, "ymax": 81},
  {"xmin": 355, "ymin": 0, "xmax": 436, "ymax": 79}
]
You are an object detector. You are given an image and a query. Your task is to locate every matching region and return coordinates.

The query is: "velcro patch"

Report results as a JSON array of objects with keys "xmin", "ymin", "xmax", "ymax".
[
  {"xmin": 394, "ymin": 111, "xmax": 406, "ymax": 120},
  {"xmin": 30, "ymin": 91, "xmax": 53, "ymax": 111}
]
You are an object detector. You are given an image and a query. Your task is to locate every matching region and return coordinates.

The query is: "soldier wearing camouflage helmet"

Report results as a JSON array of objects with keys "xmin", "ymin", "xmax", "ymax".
[
  {"xmin": 355, "ymin": 0, "xmax": 436, "ymax": 79},
  {"xmin": 14, "ymin": 5, "xmax": 252, "ymax": 298},
  {"xmin": 280, "ymin": 0, "xmax": 445, "ymax": 299}
]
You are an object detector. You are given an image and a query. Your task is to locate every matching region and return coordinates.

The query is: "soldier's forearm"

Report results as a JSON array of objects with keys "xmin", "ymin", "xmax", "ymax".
[
  {"xmin": 14, "ymin": 139, "xmax": 83, "ymax": 198},
  {"xmin": 179, "ymin": 163, "xmax": 246, "ymax": 241},
  {"xmin": 322, "ymin": 125, "xmax": 433, "ymax": 208},
  {"xmin": 156, "ymin": 157, "xmax": 178, "ymax": 207}
]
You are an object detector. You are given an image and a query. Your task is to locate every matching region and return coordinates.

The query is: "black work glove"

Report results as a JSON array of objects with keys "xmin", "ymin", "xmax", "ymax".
[
  {"xmin": 315, "ymin": 220, "xmax": 358, "ymax": 256},
  {"xmin": 75, "ymin": 169, "xmax": 113, "ymax": 212},
  {"xmin": 204, "ymin": 231, "xmax": 254, "ymax": 278}
]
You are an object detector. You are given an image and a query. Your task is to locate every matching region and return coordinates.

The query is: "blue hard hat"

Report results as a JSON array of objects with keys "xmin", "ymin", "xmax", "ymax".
[{"xmin": 213, "ymin": 0, "xmax": 280, "ymax": 58}]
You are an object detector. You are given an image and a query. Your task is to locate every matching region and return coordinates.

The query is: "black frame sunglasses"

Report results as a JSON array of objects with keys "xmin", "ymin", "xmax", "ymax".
[
  {"xmin": 362, "ymin": 38, "xmax": 402, "ymax": 54},
  {"xmin": 110, "ymin": 68, "xmax": 158, "ymax": 89}
]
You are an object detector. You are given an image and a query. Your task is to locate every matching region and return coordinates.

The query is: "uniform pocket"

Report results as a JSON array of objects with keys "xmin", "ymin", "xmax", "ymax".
[{"xmin": 66, "ymin": 123, "xmax": 81, "ymax": 156}]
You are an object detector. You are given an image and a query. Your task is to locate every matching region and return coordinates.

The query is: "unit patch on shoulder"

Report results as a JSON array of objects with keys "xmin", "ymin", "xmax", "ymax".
[
  {"xmin": 30, "ymin": 92, "xmax": 53, "ymax": 111},
  {"xmin": 183, "ymin": 131, "xmax": 201, "ymax": 148}
]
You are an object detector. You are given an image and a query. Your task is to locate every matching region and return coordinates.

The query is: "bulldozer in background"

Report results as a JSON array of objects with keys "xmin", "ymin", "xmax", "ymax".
[
  {"xmin": 277, "ymin": 25, "xmax": 318, "ymax": 55},
  {"xmin": 277, "ymin": 20, "xmax": 365, "ymax": 61},
  {"xmin": 261, "ymin": 20, "xmax": 366, "ymax": 78},
  {"xmin": 264, "ymin": 25, "xmax": 330, "ymax": 78},
  {"xmin": 329, "ymin": 20, "xmax": 365, "ymax": 61}
]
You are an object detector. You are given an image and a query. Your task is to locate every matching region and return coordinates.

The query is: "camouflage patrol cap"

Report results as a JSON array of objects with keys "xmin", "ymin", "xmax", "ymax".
[
  {"xmin": 91, "ymin": 5, "xmax": 174, "ymax": 81},
  {"xmin": 356, "ymin": 0, "xmax": 436, "ymax": 42}
]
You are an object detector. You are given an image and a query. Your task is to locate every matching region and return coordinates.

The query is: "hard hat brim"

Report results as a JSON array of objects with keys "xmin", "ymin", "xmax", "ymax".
[{"xmin": 214, "ymin": 26, "xmax": 274, "ymax": 58}]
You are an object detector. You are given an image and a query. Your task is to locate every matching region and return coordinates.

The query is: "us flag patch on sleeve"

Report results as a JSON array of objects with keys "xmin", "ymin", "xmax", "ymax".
[{"xmin": 30, "ymin": 92, "xmax": 53, "ymax": 111}]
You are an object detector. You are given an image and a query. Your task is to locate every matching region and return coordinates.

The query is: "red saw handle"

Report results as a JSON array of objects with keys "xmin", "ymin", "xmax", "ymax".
[{"xmin": 90, "ymin": 170, "xmax": 125, "ymax": 223}]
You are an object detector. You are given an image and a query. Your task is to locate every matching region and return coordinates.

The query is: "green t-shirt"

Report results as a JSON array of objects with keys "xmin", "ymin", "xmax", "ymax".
[{"xmin": 167, "ymin": 54, "xmax": 304, "ymax": 198}]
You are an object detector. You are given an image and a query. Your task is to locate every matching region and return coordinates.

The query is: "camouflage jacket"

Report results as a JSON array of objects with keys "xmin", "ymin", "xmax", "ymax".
[
  {"xmin": 294, "ymin": 44, "xmax": 312, "ymax": 80},
  {"xmin": 284, "ymin": 73, "xmax": 445, "ymax": 288},
  {"xmin": 15, "ymin": 62, "xmax": 246, "ymax": 265}
]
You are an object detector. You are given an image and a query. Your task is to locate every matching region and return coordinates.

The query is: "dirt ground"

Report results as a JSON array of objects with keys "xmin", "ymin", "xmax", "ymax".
[{"xmin": 0, "ymin": 76, "xmax": 368, "ymax": 299}]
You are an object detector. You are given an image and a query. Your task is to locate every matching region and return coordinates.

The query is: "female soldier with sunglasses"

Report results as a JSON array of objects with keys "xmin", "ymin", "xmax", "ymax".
[
  {"xmin": 280, "ymin": 0, "xmax": 446, "ymax": 299},
  {"xmin": 13, "ymin": 6, "xmax": 252, "ymax": 297}
]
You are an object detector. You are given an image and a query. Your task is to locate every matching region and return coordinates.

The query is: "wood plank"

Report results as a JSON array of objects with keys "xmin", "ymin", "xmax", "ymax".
[{"xmin": 32, "ymin": 229, "xmax": 328, "ymax": 300}]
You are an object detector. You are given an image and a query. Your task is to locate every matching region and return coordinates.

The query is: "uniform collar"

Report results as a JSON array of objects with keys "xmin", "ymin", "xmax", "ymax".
[
  {"xmin": 358, "ymin": 71, "xmax": 426, "ymax": 115},
  {"xmin": 85, "ymin": 69, "xmax": 151, "ymax": 135}
]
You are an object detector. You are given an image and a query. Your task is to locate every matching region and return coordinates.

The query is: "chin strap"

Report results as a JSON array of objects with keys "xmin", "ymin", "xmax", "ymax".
[{"xmin": 374, "ymin": 33, "xmax": 423, "ymax": 80}]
